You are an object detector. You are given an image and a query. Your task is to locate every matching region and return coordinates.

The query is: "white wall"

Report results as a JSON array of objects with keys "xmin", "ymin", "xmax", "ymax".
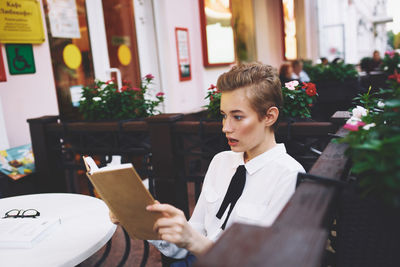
[
  {"xmin": 0, "ymin": 95, "xmax": 9, "ymax": 149},
  {"xmin": 254, "ymin": 0, "xmax": 285, "ymax": 69},
  {"xmin": 0, "ymin": 0, "xmax": 59, "ymax": 148},
  {"xmin": 318, "ymin": 0, "xmax": 389, "ymax": 64},
  {"xmin": 138, "ymin": 0, "xmax": 230, "ymax": 113}
]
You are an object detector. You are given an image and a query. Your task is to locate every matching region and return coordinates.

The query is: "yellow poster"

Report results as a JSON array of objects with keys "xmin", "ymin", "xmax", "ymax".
[{"xmin": 0, "ymin": 0, "xmax": 45, "ymax": 44}]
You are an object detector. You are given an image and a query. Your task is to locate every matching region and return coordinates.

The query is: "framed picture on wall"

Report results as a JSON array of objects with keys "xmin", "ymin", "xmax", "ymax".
[
  {"xmin": 175, "ymin": 27, "xmax": 191, "ymax": 81},
  {"xmin": 199, "ymin": 0, "xmax": 236, "ymax": 67},
  {"xmin": 0, "ymin": 47, "xmax": 6, "ymax": 82}
]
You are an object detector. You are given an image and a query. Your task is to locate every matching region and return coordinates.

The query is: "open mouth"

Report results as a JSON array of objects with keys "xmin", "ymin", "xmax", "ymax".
[{"xmin": 227, "ymin": 138, "xmax": 239, "ymax": 146}]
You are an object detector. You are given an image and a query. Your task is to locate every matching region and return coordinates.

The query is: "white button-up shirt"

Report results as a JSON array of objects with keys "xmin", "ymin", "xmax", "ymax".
[{"xmin": 151, "ymin": 143, "xmax": 305, "ymax": 258}]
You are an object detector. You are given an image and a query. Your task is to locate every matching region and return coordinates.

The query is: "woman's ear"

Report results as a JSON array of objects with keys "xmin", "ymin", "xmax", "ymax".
[{"xmin": 264, "ymin": 106, "xmax": 279, "ymax": 127}]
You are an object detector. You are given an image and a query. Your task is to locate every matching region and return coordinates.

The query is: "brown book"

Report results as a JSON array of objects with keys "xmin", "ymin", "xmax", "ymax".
[{"xmin": 83, "ymin": 156, "xmax": 161, "ymax": 240}]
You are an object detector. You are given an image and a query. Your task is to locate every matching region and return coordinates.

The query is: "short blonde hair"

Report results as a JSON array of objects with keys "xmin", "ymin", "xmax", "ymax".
[{"xmin": 217, "ymin": 62, "xmax": 282, "ymax": 130}]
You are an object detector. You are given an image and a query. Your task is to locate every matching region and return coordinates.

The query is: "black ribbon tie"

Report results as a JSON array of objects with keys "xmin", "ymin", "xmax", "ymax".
[{"xmin": 216, "ymin": 165, "xmax": 246, "ymax": 230}]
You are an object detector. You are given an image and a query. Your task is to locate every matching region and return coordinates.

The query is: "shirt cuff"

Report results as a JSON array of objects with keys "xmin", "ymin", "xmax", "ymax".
[{"xmin": 148, "ymin": 240, "xmax": 189, "ymax": 259}]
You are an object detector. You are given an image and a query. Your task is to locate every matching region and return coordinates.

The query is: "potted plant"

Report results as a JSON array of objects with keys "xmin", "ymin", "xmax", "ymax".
[
  {"xmin": 304, "ymin": 62, "xmax": 359, "ymax": 121},
  {"xmin": 203, "ymin": 84, "xmax": 222, "ymax": 120},
  {"xmin": 381, "ymin": 50, "xmax": 400, "ymax": 75},
  {"xmin": 78, "ymin": 74, "xmax": 165, "ymax": 121},
  {"xmin": 335, "ymin": 75, "xmax": 400, "ymax": 266},
  {"xmin": 280, "ymin": 80, "xmax": 317, "ymax": 120}
]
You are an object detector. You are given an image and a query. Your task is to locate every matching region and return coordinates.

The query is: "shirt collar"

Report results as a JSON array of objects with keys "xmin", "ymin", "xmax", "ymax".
[{"xmin": 244, "ymin": 144, "xmax": 287, "ymax": 175}]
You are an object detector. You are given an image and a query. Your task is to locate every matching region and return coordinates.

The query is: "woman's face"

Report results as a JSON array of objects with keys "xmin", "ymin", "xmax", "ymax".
[{"xmin": 220, "ymin": 88, "xmax": 270, "ymax": 161}]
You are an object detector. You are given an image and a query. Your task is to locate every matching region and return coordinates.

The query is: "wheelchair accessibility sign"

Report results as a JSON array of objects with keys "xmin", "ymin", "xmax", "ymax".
[{"xmin": 5, "ymin": 44, "xmax": 36, "ymax": 75}]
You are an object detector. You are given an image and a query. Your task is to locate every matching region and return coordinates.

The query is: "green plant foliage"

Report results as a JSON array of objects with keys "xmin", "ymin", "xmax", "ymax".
[
  {"xmin": 306, "ymin": 62, "xmax": 358, "ymax": 83},
  {"xmin": 78, "ymin": 74, "xmax": 164, "ymax": 121},
  {"xmin": 204, "ymin": 84, "xmax": 221, "ymax": 120},
  {"xmin": 281, "ymin": 81, "xmax": 318, "ymax": 119},
  {"xmin": 337, "ymin": 75, "xmax": 400, "ymax": 207},
  {"xmin": 381, "ymin": 51, "xmax": 400, "ymax": 74}
]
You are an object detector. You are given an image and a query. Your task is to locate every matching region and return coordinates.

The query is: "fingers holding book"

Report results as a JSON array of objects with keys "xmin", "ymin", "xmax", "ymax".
[{"xmin": 147, "ymin": 203, "xmax": 193, "ymax": 249}]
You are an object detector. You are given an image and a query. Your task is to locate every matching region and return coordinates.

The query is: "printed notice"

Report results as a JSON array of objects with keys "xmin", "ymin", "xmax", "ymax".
[
  {"xmin": 175, "ymin": 28, "xmax": 191, "ymax": 81},
  {"xmin": 47, "ymin": 0, "xmax": 80, "ymax": 39},
  {"xmin": 0, "ymin": 0, "xmax": 45, "ymax": 43}
]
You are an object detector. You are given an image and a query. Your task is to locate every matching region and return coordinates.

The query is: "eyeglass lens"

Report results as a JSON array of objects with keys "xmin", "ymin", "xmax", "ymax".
[
  {"xmin": 3, "ymin": 209, "xmax": 40, "ymax": 218},
  {"xmin": 22, "ymin": 209, "xmax": 40, "ymax": 217},
  {"xmin": 5, "ymin": 209, "xmax": 20, "ymax": 217}
]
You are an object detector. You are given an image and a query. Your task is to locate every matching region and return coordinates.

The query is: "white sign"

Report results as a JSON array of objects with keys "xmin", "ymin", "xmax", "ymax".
[
  {"xmin": 70, "ymin": 85, "xmax": 83, "ymax": 107},
  {"xmin": 48, "ymin": 0, "xmax": 80, "ymax": 39}
]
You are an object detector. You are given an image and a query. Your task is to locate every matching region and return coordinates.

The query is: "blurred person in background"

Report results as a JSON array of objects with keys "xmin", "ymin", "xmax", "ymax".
[
  {"xmin": 291, "ymin": 60, "xmax": 310, "ymax": 82},
  {"xmin": 279, "ymin": 63, "xmax": 294, "ymax": 84},
  {"xmin": 320, "ymin": 57, "xmax": 329, "ymax": 66},
  {"xmin": 371, "ymin": 50, "xmax": 382, "ymax": 71}
]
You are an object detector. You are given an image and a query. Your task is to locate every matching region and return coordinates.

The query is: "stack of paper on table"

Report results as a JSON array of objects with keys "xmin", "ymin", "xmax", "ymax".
[
  {"xmin": 0, "ymin": 217, "xmax": 61, "ymax": 249},
  {"xmin": 83, "ymin": 156, "xmax": 161, "ymax": 240}
]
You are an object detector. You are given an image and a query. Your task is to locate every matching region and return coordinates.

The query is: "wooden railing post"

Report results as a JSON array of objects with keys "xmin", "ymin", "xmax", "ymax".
[
  {"xmin": 27, "ymin": 116, "xmax": 67, "ymax": 193},
  {"xmin": 145, "ymin": 114, "xmax": 186, "ymax": 212},
  {"xmin": 330, "ymin": 110, "xmax": 351, "ymax": 129}
]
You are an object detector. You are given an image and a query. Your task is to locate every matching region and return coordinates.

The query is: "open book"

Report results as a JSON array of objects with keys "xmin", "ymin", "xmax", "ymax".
[
  {"xmin": 0, "ymin": 217, "xmax": 61, "ymax": 249},
  {"xmin": 83, "ymin": 156, "xmax": 161, "ymax": 240}
]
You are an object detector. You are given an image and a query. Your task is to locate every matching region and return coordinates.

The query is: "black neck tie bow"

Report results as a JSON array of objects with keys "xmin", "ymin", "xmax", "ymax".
[{"xmin": 216, "ymin": 165, "xmax": 246, "ymax": 230}]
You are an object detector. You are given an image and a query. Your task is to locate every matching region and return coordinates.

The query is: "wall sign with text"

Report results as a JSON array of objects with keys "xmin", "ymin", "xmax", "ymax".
[
  {"xmin": 0, "ymin": 0, "xmax": 45, "ymax": 44},
  {"xmin": 175, "ymin": 28, "xmax": 191, "ymax": 81}
]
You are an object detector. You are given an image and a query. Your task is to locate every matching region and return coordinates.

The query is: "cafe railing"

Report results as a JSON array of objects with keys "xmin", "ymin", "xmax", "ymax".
[
  {"xmin": 27, "ymin": 116, "xmax": 152, "ymax": 267},
  {"xmin": 27, "ymin": 113, "xmax": 339, "ymax": 266}
]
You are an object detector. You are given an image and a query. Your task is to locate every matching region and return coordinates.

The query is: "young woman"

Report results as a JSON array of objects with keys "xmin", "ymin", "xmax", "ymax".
[{"xmin": 111, "ymin": 63, "xmax": 305, "ymax": 263}]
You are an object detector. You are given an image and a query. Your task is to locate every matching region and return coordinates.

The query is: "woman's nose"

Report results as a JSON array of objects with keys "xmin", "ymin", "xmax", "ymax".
[{"xmin": 222, "ymin": 118, "xmax": 233, "ymax": 133}]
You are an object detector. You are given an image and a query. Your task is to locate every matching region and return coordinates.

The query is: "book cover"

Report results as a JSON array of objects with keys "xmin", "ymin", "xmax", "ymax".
[
  {"xmin": 83, "ymin": 156, "xmax": 161, "ymax": 240},
  {"xmin": 0, "ymin": 144, "xmax": 35, "ymax": 180}
]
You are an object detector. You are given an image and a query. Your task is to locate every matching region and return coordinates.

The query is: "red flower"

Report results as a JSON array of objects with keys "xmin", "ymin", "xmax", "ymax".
[
  {"xmin": 303, "ymin": 82, "xmax": 317, "ymax": 96},
  {"xmin": 343, "ymin": 121, "xmax": 366, "ymax": 131},
  {"xmin": 145, "ymin": 74, "xmax": 154, "ymax": 80},
  {"xmin": 208, "ymin": 84, "xmax": 217, "ymax": 90},
  {"xmin": 156, "ymin": 92, "xmax": 165, "ymax": 97},
  {"xmin": 121, "ymin": 85, "xmax": 129, "ymax": 92},
  {"xmin": 122, "ymin": 79, "xmax": 131, "ymax": 85},
  {"xmin": 210, "ymin": 95, "xmax": 214, "ymax": 101},
  {"xmin": 388, "ymin": 73, "xmax": 400, "ymax": 83}
]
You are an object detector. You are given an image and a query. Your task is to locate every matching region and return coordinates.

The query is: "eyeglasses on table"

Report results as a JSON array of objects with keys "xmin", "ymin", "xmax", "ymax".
[{"xmin": 2, "ymin": 209, "xmax": 40, "ymax": 218}]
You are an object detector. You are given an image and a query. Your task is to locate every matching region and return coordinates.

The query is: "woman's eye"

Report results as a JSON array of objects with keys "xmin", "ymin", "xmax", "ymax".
[
  {"xmin": 234, "ymin": 116, "xmax": 242, "ymax": 120},
  {"xmin": 221, "ymin": 114, "xmax": 227, "ymax": 119}
]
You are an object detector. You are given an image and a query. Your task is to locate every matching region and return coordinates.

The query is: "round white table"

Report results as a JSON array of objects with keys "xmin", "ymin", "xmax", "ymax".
[{"xmin": 0, "ymin": 193, "xmax": 117, "ymax": 267}]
